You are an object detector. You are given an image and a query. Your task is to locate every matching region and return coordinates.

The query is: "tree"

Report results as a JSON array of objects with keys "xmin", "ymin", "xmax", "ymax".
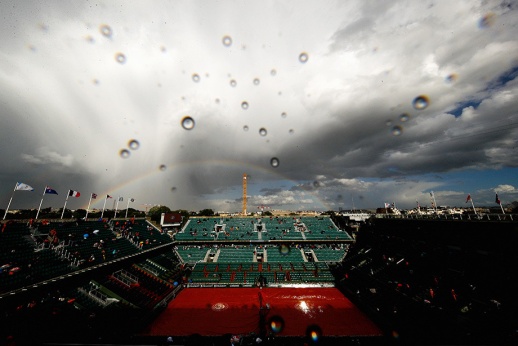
[
  {"xmin": 198, "ymin": 209, "xmax": 215, "ymax": 216},
  {"xmin": 148, "ymin": 205, "xmax": 171, "ymax": 222}
]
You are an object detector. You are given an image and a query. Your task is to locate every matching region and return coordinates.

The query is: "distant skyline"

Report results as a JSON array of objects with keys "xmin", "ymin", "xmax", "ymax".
[{"xmin": 1, "ymin": 0, "xmax": 517, "ymax": 212}]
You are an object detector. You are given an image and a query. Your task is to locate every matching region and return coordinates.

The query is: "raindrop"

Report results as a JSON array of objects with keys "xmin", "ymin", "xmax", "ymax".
[
  {"xmin": 270, "ymin": 157, "xmax": 280, "ymax": 168},
  {"xmin": 192, "ymin": 73, "xmax": 200, "ymax": 82},
  {"xmin": 479, "ymin": 12, "xmax": 496, "ymax": 28},
  {"xmin": 445, "ymin": 73, "xmax": 458, "ymax": 83},
  {"xmin": 279, "ymin": 244, "xmax": 290, "ymax": 255},
  {"xmin": 230, "ymin": 79, "xmax": 237, "ymax": 87},
  {"xmin": 128, "ymin": 139, "xmax": 140, "ymax": 150},
  {"xmin": 385, "ymin": 120, "xmax": 393, "ymax": 127},
  {"xmin": 281, "ymin": 112, "xmax": 287, "ymax": 118},
  {"xmin": 269, "ymin": 316, "xmax": 285, "ymax": 333},
  {"xmin": 115, "ymin": 52, "xmax": 126, "ymax": 64},
  {"xmin": 391, "ymin": 125, "xmax": 403, "ymax": 136},
  {"xmin": 289, "ymin": 129, "xmax": 294, "ymax": 135},
  {"xmin": 171, "ymin": 187, "xmax": 177, "ymax": 192},
  {"xmin": 243, "ymin": 125, "xmax": 249, "ymax": 131},
  {"xmin": 119, "ymin": 149, "xmax": 130, "ymax": 159},
  {"xmin": 270, "ymin": 69, "xmax": 277, "ymax": 76},
  {"xmin": 159, "ymin": 164, "xmax": 167, "ymax": 171},
  {"xmin": 399, "ymin": 113, "xmax": 410, "ymax": 122},
  {"xmin": 259, "ymin": 128, "xmax": 267, "ymax": 136},
  {"xmin": 222, "ymin": 35, "xmax": 232, "ymax": 47},
  {"xmin": 253, "ymin": 78, "xmax": 260, "ymax": 85},
  {"xmin": 306, "ymin": 325, "xmax": 322, "ymax": 343},
  {"xmin": 100, "ymin": 24, "xmax": 112, "ymax": 38},
  {"xmin": 241, "ymin": 101, "xmax": 249, "ymax": 110},
  {"xmin": 181, "ymin": 116, "xmax": 195, "ymax": 130},
  {"xmin": 299, "ymin": 52, "xmax": 309, "ymax": 63},
  {"xmin": 412, "ymin": 95, "xmax": 429, "ymax": 110}
]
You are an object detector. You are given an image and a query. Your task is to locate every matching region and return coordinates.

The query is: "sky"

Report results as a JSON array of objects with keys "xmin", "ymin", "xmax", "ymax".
[{"xmin": 1, "ymin": 0, "xmax": 518, "ymax": 213}]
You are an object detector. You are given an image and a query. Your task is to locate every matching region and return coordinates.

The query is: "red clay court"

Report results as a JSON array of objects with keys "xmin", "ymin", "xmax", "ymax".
[{"xmin": 146, "ymin": 287, "xmax": 382, "ymax": 337}]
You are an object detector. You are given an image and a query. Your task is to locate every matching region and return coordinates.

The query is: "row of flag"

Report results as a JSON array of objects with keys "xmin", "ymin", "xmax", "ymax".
[
  {"xmin": 14, "ymin": 182, "xmax": 134, "ymax": 202},
  {"xmin": 5, "ymin": 182, "xmax": 136, "ymax": 220}
]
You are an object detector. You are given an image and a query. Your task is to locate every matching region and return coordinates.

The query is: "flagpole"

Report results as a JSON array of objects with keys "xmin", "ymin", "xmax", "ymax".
[
  {"xmin": 125, "ymin": 198, "xmax": 130, "ymax": 218},
  {"xmin": 470, "ymin": 198, "xmax": 477, "ymax": 216},
  {"xmin": 101, "ymin": 195, "xmax": 108, "ymax": 219},
  {"xmin": 3, "ymin": 183, "xmax": 18, "ymax": 220},
  {"xmin": 114, "ymin": 197, "xmax": 120, "ymax": 218},
  {"xmin": 35, "ymin": 186, "xmax": 47, "ymax": 220},
  {"xmin": 499, "ymin": 202, "xmax": 505, "ymax": 215},
  {"xmin": 61, "ymin": 191, "xmax": 70, "ymax": 219},
  {"xmin": 85, "ymin": 194, "xmax": 93, "ymax": 220},
  {"xmin": 431, "ymin": 191, "xmax": 438, "ymax": 213}
]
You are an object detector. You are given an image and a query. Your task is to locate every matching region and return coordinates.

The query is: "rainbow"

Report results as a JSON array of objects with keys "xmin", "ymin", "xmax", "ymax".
[{"xmin": 86, "ymin": 158, "xmax": 332, "ymax": 211}]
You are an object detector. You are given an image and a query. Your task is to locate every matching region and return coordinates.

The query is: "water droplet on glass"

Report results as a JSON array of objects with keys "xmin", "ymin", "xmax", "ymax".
[
  {"xmin": 281, "ymin": 112, "xmax": 287, "ymax": 118},
  {"xmin": 100, "ymin": 24, "xmax": 112, "ymax": 38},
  {"xmin": 445, "ymin": 73, "xmax": 458, "ymax": 83},
  {"xmin": 241, "ymin": 101, "xmax": 249, "ymax": 110},
  {"xmin": 222, "ymin": 35, "xmax": 232, "ymax": 47},
  {"xmin": 159, "ymin": 164, "xmax": 167, "ymax": 171},
  {"xmin": 270, "ymin": 157, "xmax": 280, "ymax": 168},
  {"xmin": 128, "ymin": 139, "xmax": 140, "ymax": 150},
  {"xmin": 479, "ymin": 12, "xmax": 496, "ymax": 28},
  {"xmin": 230, "ymin": 79, "xmax": 237, "ymax": 87},
  {"xmin": 259, "ymin": 128, "xmax": 267, "ymax": 136},
  {"xmin": 269, "ymin": 316, "xmax": 285, "ymax": 333},
  {"xmin": 386, "ymin": 120, "xmax": 393, "ymax": 127},
  {"xmin": 243, "ymin": 125, "xmax": 249, "ymax": 132},
  {"xmin": 399, "ymin": 113, "xmax": 410, "ymax": 122},
  {"xmin": 115, "ymin": 52, "xmax": 126, "ymax": 64},
  {"xmin": 192, "ymin": 73, "xmax": 200, "ymax": 82},
  {"xmin": 181, "ymin": 116, "xmax": 195, "ymax": 130},
  {"xmin": 289, "ymin": 129, "xmax": 294, "ymax": 134},
  {"xmin": 279, "ymin": 243, "xmax": 290, "ymax": 254},
  {"xmin": 412, "ymin": 95, "xmax": 429, "ymax": 110},
  {"xmin": 306, "ymin": 325, "xmax": 322, "ymax": 342},
  {"xmin": 271, "ymin": 69, "xmax": 277, "ymax": 76},
  {"xmin": 391, "ymin": 125, "xmax": 403, "ymax": 136},
  {"xmin": 299, "ymin": 52, "xmax": 309, "ymax": 63},
  {"xmin": 253, "ymin": 78, "xmax": 260, "ymax": 85},
  {"xmin": 119, "ymin": 149, "xmax": 130, "ymax": 159}
]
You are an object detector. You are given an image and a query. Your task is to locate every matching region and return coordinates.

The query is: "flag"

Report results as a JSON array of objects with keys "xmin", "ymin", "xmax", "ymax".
[
  {"xmin": 495, "ymin": 194, "xmax": 501, "ymax": 204},
  {"xmin": 384, "ymin": 203, "xmax": 390, "ymax": 208},
  {"xmin": 45, "ymin": 186, "xmax": 58, "ymax": 195},
  {"xmin": 91, "ymin": 193, "xmax": 97, "ymax": 199},
  {"xmin": 68, "ymin": 190, "xmax": 80, "ymax": 197},
  {"xmin": 107, "ymin": 195, "xmax": 113, "ymax": 199},
  {"xmin": 130, "ymin": 198, "xmax": 135, "ymax": 202},
  {"xmin": 465, "ymin": 194, "xmax": 471, "ymax": 203},
  {"xmin": 15, "ymin": 182, "xmax": 34, "ymax": 191},
  {"xmin": 118, "ymin": 197, "xmax": 123, "ymax": 201}
]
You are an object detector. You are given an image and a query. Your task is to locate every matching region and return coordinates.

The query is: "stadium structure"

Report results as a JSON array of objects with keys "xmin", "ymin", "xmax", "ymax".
[{"xmin": 1, "ymin": 211, "xmax": 518, "ymax": 345}]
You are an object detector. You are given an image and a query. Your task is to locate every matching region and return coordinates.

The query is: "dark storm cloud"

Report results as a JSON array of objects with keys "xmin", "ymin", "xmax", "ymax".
[{"xmin": 1, "ymin": 0, "xmax": 517, "ymax": 212}]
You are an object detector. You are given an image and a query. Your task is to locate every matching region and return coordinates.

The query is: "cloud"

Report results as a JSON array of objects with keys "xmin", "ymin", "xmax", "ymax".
[
  {"xmin": 21, "ymin": 148, "xmax": 75, "ymax": 167},
  {"xmin": 0, "ymin": 1, "xmax": 517, "ymax": 212}
]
